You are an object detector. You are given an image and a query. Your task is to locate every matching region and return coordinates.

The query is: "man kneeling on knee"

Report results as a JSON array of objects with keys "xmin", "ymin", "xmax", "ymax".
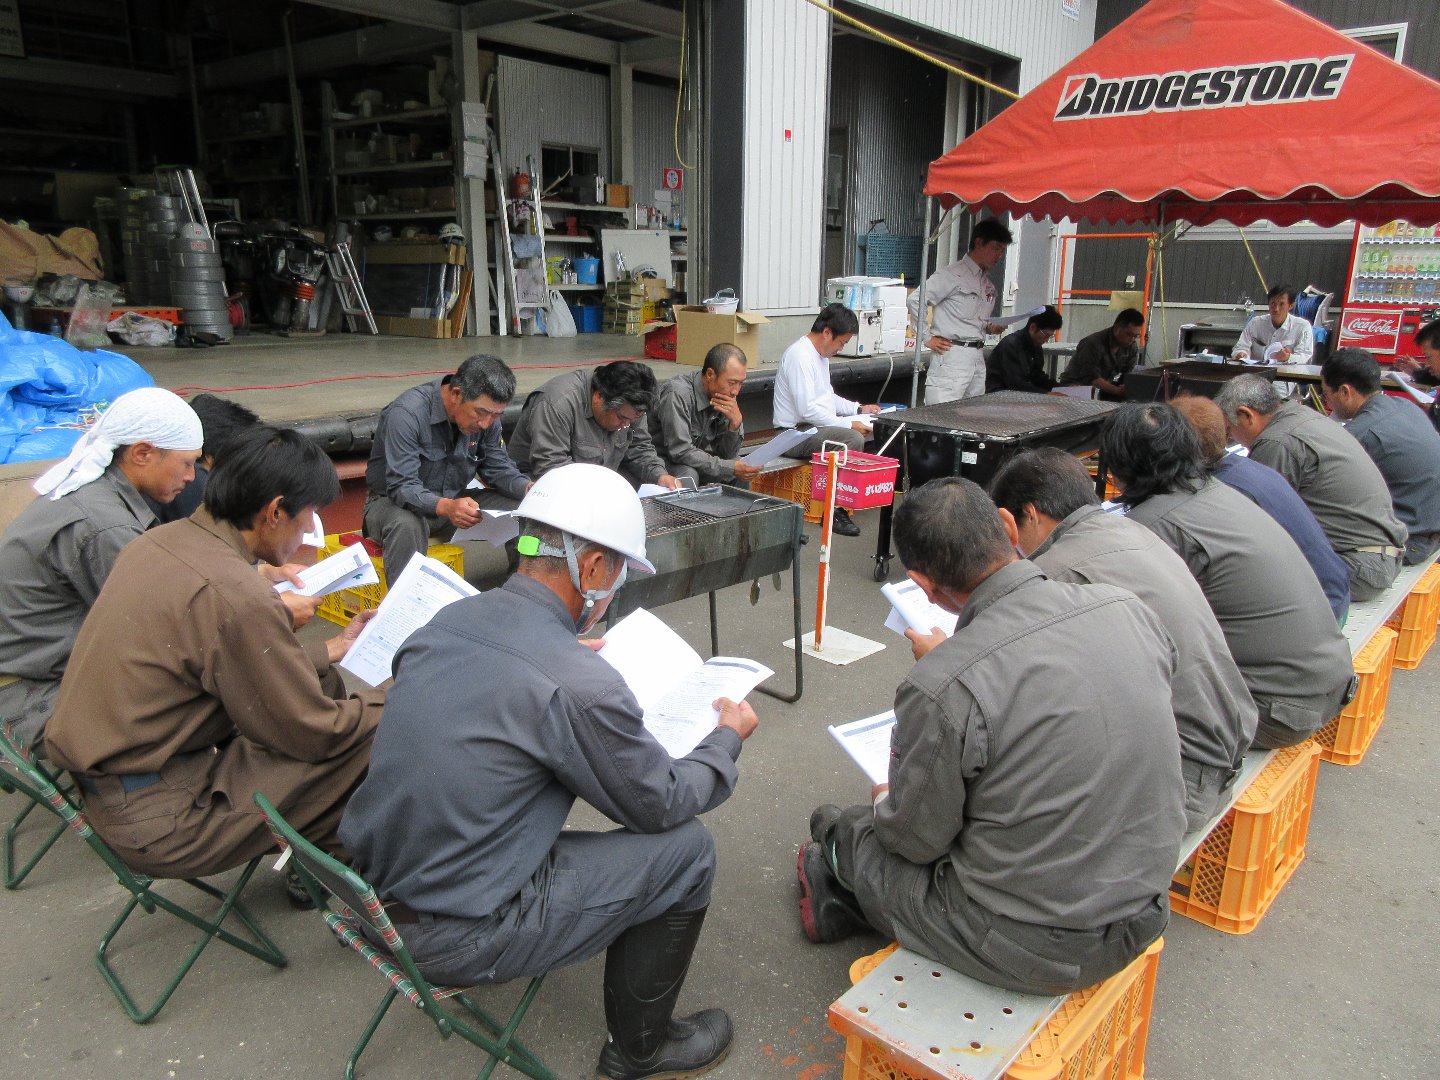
[{"xmin": 798, "ymin": 478, "xmax": 1185, "ymax": 995}]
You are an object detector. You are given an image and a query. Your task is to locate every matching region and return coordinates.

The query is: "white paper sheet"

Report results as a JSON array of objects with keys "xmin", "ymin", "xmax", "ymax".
[
  {"xmin": 880, "ymin": 579, "xmax": 958, "ymax": 638},
  {"xmin": 637, "ymin": 483, "xmax": 672, "ymax": 498},
  {"xmin": 273, "ymin": 542, "xmax": 377, "ymax": 598},
  {"xmin": 339, "ymin": 555, "xmax": 479, "ymax": 687},
  {"xmin": 452, "ymin": 509, "xmax": 521, "ymax": 545},
  {"xmin": 828, "ymin": 710, "xmax": 897, "ymax": 785},
  {"xmin": 1050, "ymin": 385, "xmax": 1093, "ymax": 399},
  {"xmin": 301, "ymin": 512, "xmax": 325, "ymax": 548},
  {"xmin": 598, "ymin": 608, "xmax": 773, "ymax": 758},
  {"xmin": 739, "ymin": 427, "xmax": 817, "ymax": 467},
  {"xmin": 1391, "ymin": 369, "xmax": 1437, "ymax": 406},
  {"xmin": 989, "ymin": 305, "xmax": 1047, "ymax": 327}
]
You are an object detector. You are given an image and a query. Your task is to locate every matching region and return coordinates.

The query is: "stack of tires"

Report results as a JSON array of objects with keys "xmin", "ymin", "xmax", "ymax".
[
  {"xmin": 128, "ymin": 193, "xmax": 183, "ymax": 306},
  {"xmin": 169, "ymin": 223, "xmax": 233, "ymax": 342}
]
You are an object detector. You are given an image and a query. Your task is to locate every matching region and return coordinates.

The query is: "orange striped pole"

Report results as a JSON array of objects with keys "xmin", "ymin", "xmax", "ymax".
[{"xmin": 812, "ymin": 448, "xmax": 840, "ymax": 651}]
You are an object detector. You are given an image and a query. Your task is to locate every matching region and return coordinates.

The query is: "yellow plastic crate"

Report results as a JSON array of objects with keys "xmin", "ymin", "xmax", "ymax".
[
  {"xmin": 1383, "ymin": 562, "xmax": 1440, "ymax": 670},
  {"xmin": 750, "ymin": 459, "xmax": 824, "ymax": 524},
  {"xmin": 837, "ymin": 939, "xmax": 1164, "ymax": 1080},
  {"xmin": 1316, "ymin": 626, "xmax": 1397, "ymax": 765},
  {"xmin": 1169, "ymin": 742, "xmax": 1322, "ymax": 934},
  {"xmin": 315, "ymin": 533, "xmax": 465, "ymax": 627}
]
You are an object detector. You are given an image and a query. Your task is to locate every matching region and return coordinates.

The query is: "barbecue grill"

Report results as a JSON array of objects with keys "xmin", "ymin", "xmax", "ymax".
[
  {"xmin": 609, "ymin": 485, "xmax": 806, "ymax": 701},
  {"xmin": 869, "ymin": 391, "xmax": 1120, "ymax": 580},
  {"xmin": 1125, "ymin": 360, "xmax": 1277, "ymax": 401}
]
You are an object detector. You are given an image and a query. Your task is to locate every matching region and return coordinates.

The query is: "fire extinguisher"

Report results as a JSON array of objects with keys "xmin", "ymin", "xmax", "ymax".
[{"xmin": 511, "ymin": 167, "xmax": 532, "ymax": 199}]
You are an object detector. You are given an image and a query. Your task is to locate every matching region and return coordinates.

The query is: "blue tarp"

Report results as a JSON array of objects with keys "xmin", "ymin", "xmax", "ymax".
[{"xmin": 0, "ymin": 312, "xmax": 155, "ymax": 464}]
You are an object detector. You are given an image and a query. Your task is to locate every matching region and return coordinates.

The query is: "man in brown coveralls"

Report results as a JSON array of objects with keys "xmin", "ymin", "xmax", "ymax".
[{"xmin": 45, "ymin": 426, "xmax": 382, "ymax": 889}]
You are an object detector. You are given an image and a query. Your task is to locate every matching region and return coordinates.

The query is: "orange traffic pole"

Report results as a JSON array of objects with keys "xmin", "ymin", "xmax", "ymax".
[{"xmin": 812, "ymin": 449, "xmax": 840, "ymax": 651}]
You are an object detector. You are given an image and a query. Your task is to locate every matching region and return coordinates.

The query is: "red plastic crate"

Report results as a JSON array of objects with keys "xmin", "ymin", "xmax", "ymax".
[
  {"xmin": 1384, "ymin": 562, "xmax": 1440, "ymax": 670},
  {"xmin": 1316, "ymin": 626, "xmax": 1397, "ymax": 765},
  {"xmin": 810, "ymin": 449, "xmax": 900, "ymax": 510},
  {"xmin": 836, "ymin": 939, "xmax": 1164, "ymax": 1080},
  {"xmin": 1169, "ymin": 742, "xmax": 1322, "ymax": 934}
]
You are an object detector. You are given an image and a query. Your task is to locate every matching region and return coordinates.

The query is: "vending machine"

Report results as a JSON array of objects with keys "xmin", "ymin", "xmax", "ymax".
[{"xmin": 1340, "ymin": 220, "xmax": 1440, "ymax": 364}]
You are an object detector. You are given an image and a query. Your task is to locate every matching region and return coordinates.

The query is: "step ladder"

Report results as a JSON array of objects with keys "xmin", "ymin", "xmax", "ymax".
[{"xmin": 326, "ymin": 240, "xmax": 378, "ymax": 334}]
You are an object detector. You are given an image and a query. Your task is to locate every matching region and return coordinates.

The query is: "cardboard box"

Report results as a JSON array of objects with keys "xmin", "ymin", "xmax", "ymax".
[
  {"xmin": 607, "ymin": 183, "xmax": 631, "ymax": 208},
  {"xmin": 393, "ymin": 186, "xmax": 427, "ymax": 211},
  {"xmin": 426, "ymin": 185, "xmax": 456, "ymax": 211},
  {"xmin": 673, "ymin": 305, "xmax": 770, "ymax": 366},
  {"xmin": 364, "ymin": 241, "xmax": 467, "ymax": 267}
]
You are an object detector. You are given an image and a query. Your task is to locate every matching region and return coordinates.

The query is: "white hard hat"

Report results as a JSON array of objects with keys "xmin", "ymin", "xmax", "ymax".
[
  {"xmin": 439, "ymin": 222, "xmax": 464, "ymax": 242},
  {"xmin": 516, "ymin": 463, "xmax": 654, "ymax": 574}
]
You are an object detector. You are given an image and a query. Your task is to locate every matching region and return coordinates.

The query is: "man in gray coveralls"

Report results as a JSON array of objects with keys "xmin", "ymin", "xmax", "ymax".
[
  {"xmin": 341, "ymin": 463, "xmax": 757, "ymax": 1080},
  {"xmin": 797, "ymin": 477, "xmax": 1184, "ymax": 995}
]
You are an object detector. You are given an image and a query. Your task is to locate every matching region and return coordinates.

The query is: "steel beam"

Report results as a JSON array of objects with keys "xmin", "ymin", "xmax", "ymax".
[
  {"xmin": 0, "ymin": 56, "xmax": 179, "ymax": 97},
  {"xmin": 199, "ymin": 22, "xmax": 445, "ymax": 89},
  {"xmin": 292, "ymin": 0, "xmax": 460, "ymax": 31}
]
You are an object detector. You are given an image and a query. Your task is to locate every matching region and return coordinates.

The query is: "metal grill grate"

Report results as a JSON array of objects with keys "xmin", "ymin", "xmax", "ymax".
[
  {"xmin": 895, "ymin": 391, "xmax": 1118, "ymax": 437},
  {"xmin": 642, "ymin": 498, "xmax": 718, "ymax": 536}
]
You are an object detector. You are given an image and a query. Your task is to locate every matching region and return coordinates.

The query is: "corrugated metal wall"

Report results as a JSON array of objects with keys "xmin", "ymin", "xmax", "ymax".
[
  {"xmin": 1071, "ymin": 233, "xmax": 1353, "ymax": 305},
  {"xmin": 740, "ymin": 0, "xmax": 830, "ymax": 313},
  {"xmin": 495, "ymin": 55, "xmax": 610, "ymax": 181},
  {"xmin": 740, "ymin": 0, "xmax": 1098, "ymax": 313},
  {"xmin": 828, "ymin": 35, "xmax": 947, "ymax": 275},
  {"xmin": 633, "ymin": 80, "xmax": 684, "ymax": 212}
]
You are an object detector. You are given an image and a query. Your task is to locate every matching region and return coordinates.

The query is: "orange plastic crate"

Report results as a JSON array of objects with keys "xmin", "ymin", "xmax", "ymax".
[
  {"xmin": 750, "ymin": 460, "xmax": 824, "ymax": 523},
  {"xmin": 837, "ymin": 940, "xmax": 1164, "ymax": 1080},
  {"xmin": 1316, "ymin": 626, "xmax": 1397, "ymax": 765},
  {"xmin": 1383, "ymin": 563, "xmax": 1440, "ymax": 670},
  {"xmin": 1169, "ymin": 742, "xmax": 1322, "ymax": 934},
  {"xmin": 315, "ymin": 533, "xmax": 465, "ymax": 627}
]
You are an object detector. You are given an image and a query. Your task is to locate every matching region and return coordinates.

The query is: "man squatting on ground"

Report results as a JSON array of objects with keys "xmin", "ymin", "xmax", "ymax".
[
  {"xmin": 797, "ymin": 477, "xmax": 1185, "ymax": 995},
  {"xmin": 342, "ymin": 463, "xmax": 758, "ymax": 1080},
  {"xmin": 365, "ymin": 355, "xmax": 532, "ymax": 588},
  {"xmin": 649, "ymin": 342, "xmax": 762, "ymax": 486}
]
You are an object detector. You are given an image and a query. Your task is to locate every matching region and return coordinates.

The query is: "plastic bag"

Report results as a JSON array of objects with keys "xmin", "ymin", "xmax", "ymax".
[
  {"xmin": 106, "ymin": 311, "xmax": 176, "ymax": 347},
  {"xmin": 546, "ymin": 289, "xmax": 577, "ymax": 337},
  {"xmin": 64, "ymin": 281, "xmax": 118, "ymax": 349}
]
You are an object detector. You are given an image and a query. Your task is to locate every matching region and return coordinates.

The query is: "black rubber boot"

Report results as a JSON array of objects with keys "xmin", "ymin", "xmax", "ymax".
[{"xmin": 596, "ymin": 908, "xmax": 733, "ymax": 1080}]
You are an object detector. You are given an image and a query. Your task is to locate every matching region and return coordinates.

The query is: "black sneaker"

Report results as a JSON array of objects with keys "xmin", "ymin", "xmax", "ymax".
[
  {"xmin": 831, "ymin": 507, "xmax": 861, "ymax": 537},
  {"xmin": 809, "ymin": 803, "xmax": 844, "ymax": 845},
  {"xmin": 285, "ymin": 866, "xmax": 316, "ymax": 910},
  {"xmin": 796, "ymin": 842, "xmax": 870, "ymax": 944}
]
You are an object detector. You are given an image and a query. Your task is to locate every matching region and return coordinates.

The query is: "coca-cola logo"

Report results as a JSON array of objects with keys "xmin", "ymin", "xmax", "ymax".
[{"xmin": 1342, "ymin": 315, "xmax": 1400, "ymax": 336}]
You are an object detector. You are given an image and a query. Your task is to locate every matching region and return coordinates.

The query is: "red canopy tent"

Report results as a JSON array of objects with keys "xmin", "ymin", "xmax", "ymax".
[
  {"xmin": 923, "ymin": 0, "xmax": 1440, "ymax": 228},
  {"xmin": 903, "ymin": 0, "xmax": 1440, "ymax": 401}
]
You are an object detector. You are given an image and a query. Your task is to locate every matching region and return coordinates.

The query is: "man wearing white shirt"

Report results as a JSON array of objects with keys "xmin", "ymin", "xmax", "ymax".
[
  {"xmin": 774, "ymin": 304, "xmax": 881, "ymax": 536},
  {"xmin": 1233, "ymin": 284, "xmax": 1314, "ymax": 364},
  {"xmin": 908, "ymin": 219, "xmax": 1013, "ymax": 403}
]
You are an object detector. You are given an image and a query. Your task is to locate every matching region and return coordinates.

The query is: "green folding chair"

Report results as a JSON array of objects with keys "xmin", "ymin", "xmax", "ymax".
[
  {"xmin": 254, "ymin": 793, "xmax": 556, "ymax": 1080},
  {"xmin": 0, "ymin": 716, "xmax": 71, "ymax": 889},
  {"xmin": 0, "ymin": 733, "xmax": 287, "ymax": 1023}
]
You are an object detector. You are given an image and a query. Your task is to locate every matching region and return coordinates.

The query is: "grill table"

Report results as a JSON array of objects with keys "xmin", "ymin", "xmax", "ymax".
[
  {"xmin": 869, "ymin": 391, "xmax": 1119, "ymax": 580},
  {"xmin": 608, "ymin": 486, "xmax": 806, "ymax": 702}
]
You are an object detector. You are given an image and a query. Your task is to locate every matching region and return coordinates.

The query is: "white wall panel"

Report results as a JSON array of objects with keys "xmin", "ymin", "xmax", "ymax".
[
  {"xmin": 634, "ymin": 80, "xmax": 683, "ymax": 212},
  {"xmin": 741, "ymin": 1, "xmax": 1098, "ymax": 312},
  {"xmin": 740, "ymin": 0, "xmax": 830, "ymax": 313}
]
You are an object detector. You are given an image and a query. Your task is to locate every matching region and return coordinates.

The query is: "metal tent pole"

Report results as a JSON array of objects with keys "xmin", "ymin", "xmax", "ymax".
[{"xmin": 909, "ymin": 197, "xmax": 935, "ymax": 408}]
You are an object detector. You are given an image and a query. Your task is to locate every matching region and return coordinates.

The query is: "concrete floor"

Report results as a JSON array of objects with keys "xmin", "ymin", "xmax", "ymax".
[{"xmin": 2, "ymin": 510, "xmax": 1437, "ymax": 1080}]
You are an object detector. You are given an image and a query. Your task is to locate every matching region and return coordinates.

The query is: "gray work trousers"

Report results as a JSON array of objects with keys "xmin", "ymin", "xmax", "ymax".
[
  {"xmin": 0, "ymin": 676, "xmax": 58, "ymax": 757},
  {"xmin": 363, "ymin": 490, "xmax": 519, "ymax": 588},
  {"xmin": 397, "ymin": 819, "xmax": 715, "ymax": 988},
  {"xmin": 1251, "ymin": 674, "xmax": 1354, "ymax": 750},
  {"xmin": 782, "ymin": 426, "xmax": 865, "ymax": 461},
  {"xmin": 1404, "ymin": 531, "xmax": 1440, "ymax": 566},
  {"xmin": 1340, "ymin": 549, "xmax": 1401, "ymax": 602},
  {"xmin": 827, "ymin": 805, "xmax": 1168, "ymax": 996},
  {"xmin": 1181, "ymin": 757, "xmax": 1239, "ymax": 834}
]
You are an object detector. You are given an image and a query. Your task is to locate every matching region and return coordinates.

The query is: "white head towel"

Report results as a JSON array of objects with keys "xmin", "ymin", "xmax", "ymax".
[{"xmin": 32, "ymin": 387, "xmax": 203, "ymax": 501}]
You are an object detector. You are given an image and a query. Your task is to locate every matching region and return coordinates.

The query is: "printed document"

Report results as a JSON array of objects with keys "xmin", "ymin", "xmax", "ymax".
[
  {"xmin": 274, "ymin": 542, "xmax": 377, "ymax": 598},
  {"xmin": 881, "ymin": 579, "xmax": 958, "ymax": 638},
  {"xmin": 989, "ymin": 305, "xmax": 1047, "ymax": 327},
  {"xmin": 1391, "ymin": 369, "xmax": 1436, "ymax": 406},
  {"xmin": 828, "ymin": 711, "xmax": 897, "ymax": 785},
  {"xmin": 740, "ymin": 427, "xmax": 817, "ymax": 467},
  {"xmin": 638, "ymin": 483, "xmax": 672, "ymax": 498},
  {"xmin": 597, "ymin": 608, "xmax": 773, "ymax": 758},
  {"xmin": 339, "ymin": 555, "xmax": 479, "ymax": 686},
  {"xmin": 452, "ymin": 508, "xmax": 521, "ymax": 545}
]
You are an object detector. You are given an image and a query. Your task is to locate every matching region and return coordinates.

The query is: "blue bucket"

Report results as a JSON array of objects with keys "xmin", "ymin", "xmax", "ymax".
[
  {"xmin": 574, "ymin": 257, "xmax": 600, "ymax": 284},
  {"xmin": 570, "ymin": 301, "xmax": 602, "ymax": 333}
]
